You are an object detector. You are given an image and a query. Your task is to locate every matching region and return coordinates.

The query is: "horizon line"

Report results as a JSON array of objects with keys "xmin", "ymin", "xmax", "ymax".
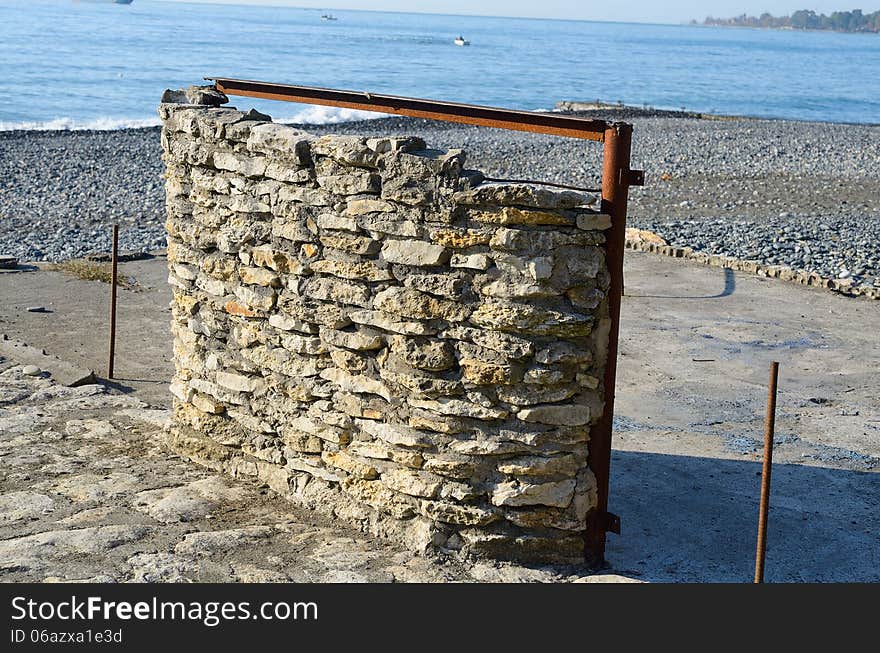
[{"xmin": 150, "ymin": 0, "xmax": 692, "ymax": 26}]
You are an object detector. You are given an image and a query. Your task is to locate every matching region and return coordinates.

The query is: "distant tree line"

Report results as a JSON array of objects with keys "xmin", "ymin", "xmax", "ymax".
[{"xmin": 699, "ymin": 9, "xmax": 880, "ymax": 32}]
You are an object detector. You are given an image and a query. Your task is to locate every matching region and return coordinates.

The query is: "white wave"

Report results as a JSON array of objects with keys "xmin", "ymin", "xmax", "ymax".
[
  {"xmin": 0, "ymin": 105, "xmax": 393, "ymax": 133},
  {"xmin": 0, "ymin": 115, "xmax": 162, "ymax": 132},
  {"xmin": 274, "ymin": 105, "xmax": 389, "ymax": 125}
]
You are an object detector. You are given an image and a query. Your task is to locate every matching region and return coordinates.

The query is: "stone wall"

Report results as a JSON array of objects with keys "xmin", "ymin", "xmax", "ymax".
[{"xmin": 159, "ymin": 87, "xmax": 613, "ymax": 563}]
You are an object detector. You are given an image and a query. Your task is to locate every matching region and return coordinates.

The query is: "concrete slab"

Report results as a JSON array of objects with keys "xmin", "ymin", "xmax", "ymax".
[
  {"xmin": 0, "ymin": 334, "xmax": 95, "ymax": 386},
  {"xmin": 0, "ymin": 250, "xmax": 877, "ymax": 581}
]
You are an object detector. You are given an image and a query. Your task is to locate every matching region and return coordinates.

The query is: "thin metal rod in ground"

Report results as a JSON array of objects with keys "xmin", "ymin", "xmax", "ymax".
[
  {"xmin": 755, "ymin": 361, "xmax": 780, "ymax": 583},
  {"xmin": 108, "ymin": 224, "xmax": 119, "ymax": 379}
]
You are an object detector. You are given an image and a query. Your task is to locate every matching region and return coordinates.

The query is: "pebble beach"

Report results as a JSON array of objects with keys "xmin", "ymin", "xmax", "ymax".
[{"xmin": 1, "ymin": 108, "xmax": 878, "ymax": 292}]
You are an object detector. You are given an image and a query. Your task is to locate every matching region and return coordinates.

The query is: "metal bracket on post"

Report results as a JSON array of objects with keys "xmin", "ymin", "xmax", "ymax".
[
  {"xmin": 585, "ymin": 510, "xmax": 621, "ymax": 541},
  {"xmin": 620, "ymin": 169, "xmax": 645, "ymax": 187}
]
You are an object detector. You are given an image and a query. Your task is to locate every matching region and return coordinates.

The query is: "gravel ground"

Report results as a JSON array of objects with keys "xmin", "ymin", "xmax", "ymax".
[{"xmin": 1, "ymin": 108, "xmax": 878, "ymax": 289}]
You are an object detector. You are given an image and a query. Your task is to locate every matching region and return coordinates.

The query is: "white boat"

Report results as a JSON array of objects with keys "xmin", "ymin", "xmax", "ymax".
[
  {"xmin": 454, "ymin": 36, "xmax": 470, "ymax": 46},
  {"xmin": 321, "ymin": 14, "xmax": 338, "ymax": 21}
]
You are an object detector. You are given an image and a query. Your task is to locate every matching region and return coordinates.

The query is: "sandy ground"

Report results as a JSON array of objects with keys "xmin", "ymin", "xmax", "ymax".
[{"xmin": 0, "ymin": 251, "xmax": 877, "ymax": 582}]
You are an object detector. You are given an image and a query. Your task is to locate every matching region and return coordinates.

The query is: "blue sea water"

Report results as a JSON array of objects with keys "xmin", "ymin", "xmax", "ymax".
[{"xmin": 1, "ymin": 0, "xmax": 879, "ymax": 130}]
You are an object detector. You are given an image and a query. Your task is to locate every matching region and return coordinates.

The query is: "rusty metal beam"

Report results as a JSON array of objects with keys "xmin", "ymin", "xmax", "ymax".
[
  {"xmin": 208, "ymin": 77, "xmax": 608, "ymax": 141},
  {"xmin": 584, "ymin": 122, "xmax": 634, "ymax": 567}
]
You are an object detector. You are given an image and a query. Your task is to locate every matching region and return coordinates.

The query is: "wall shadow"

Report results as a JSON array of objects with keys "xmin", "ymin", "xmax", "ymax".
[
  {"xmin": 603, "ymin": 449, "xmax": 880, "ymax": 582},
  {"xmin": 628, "ymin": 266, "xmax": 736, "ymax": 300}
]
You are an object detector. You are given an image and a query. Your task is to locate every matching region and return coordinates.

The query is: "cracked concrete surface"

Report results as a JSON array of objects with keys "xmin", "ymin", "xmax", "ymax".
[{"xmin": 0, "ymin": 364, "xmax": 603, "ymax": 582}]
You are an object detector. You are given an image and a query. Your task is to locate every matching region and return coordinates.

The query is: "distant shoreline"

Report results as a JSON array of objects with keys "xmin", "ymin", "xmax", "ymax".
[
  {"xmin": 695, "ymin": 23, "xmax": 880, "ymax": 35},
  {"xmin": 699, "ymin": 9, "xmax": 880, "ymax": 35}
]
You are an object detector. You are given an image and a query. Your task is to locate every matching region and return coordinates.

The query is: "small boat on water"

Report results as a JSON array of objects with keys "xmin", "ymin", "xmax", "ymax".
[
  {"xmin": 321, "ymin": 14, "xmax": 338, "ymax": 21},
  {"xmin": 454, "ymin": 36, "xmax": 470, "ymax": 46}
]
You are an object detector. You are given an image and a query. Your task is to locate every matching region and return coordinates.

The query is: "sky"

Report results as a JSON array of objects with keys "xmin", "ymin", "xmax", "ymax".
[{"xmin": 158, "ymin": 1, "xmax": 869, "ymax": 24}]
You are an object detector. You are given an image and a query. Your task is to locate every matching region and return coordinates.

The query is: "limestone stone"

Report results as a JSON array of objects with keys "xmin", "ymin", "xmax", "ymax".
[
  {"xmin": 468, "ymin": 206, "xmax": 574, "ymax": 226},
  {"xmin": 330, "ymin": 349, "xmax": 369, "ymax": 373},
  {"xmin": 246, "ymin": 123, "xmax": 312, "ymax": 163},
  {"xmin": 523, "ymin": 366, "xmax": 569, "ymax": 385},
  {"xmin": 272, "ymin": 221, "xmax": 313, "ymax": 243},
  {"xmin": 311, "ymin": 135, "xmax": 381, "ymax": 168},
  {"xmin": 239, "ymin": 267, "xmax": 280, "ymax": 288},
  {"xmin": 490, "ymin": 479, "xmax": 576, "ymax": 508},
  {"xmin": 280, "ymin": 333, "xmax": 328, "ymax": 355},
  {"xmin": 379, "ymin": 368, "xmax": 463, "ymax": 398},
  {"xmin": 286, "ymin": 416, "xmax": 350, "ymax": 445},
  {"xmin": 497, "ymin": 454, "xmax": 580, "ymax": 477},
  {"xmin": 234, "ymin": 284, "xmax": 276, "ymax": 311},
  {"xmin": 422, "ymin": 456, "xmax": 476, "ymax": 479},
  {"xmin": 169, "ymin": 379, "xmax": 194, "ymax": 402},
  {"xmin": 268, "ymin": 314, "xmax": 318, "ymax": 334},
  {"xmin": 344, "ymin": 480, "xmax": 416, "ymax": 520},
  {"xmin": 576, "ymin": 212, "xmax": 612, "ymax": 231},
  {"xmin": 407, "ymin": 412, "xmax": 466, "ymax": 434},
  {"xmin": 374, "ymin": 287, "xmax": 471, "ymax": 322},
  {"xmin": 315, "ymin": 213, "xmax": 359, "ymax": 232},
  {"xmin": 516, "ymin": 404, "xmax": 590, "ymax": 426},
  {"xmin": 453, "ymin": 184, "xmax": 597, "ymax": 209},
  {"xmin": 348, "ymin": 310, "xmax": 437, "ymax": 336},
  {"xmin": 389, "ymin": 336, "xmax": 455, "ymax": 371},
  {"xmin": 460, "ymin": 359, "xmax": 517, "ymax": 385},
  {"xmin": 215, "ymin": 371, "xmax": 264, "ymax": 394},
  {"xmin": 282, "ymin": 432, "xmax": 323, "ymax": 454},
  {"xmin": 381, "ymin": 469, "xmax": 441, "ymax": 499},
  {"xmin": 321, "ymin": 451, "xmax": 378, "ymax": 480},
  {"xmin": 354, "ymin": 419, "xmax": 433, "ymax": 448},
  {"xmin": 316, "ymin": 170, "xmax": 380, "ymax": 195},
  {"xmin": 320, "ymin": 233, "xmax": 381, "ymax": 255},
  {"xmin": 401, "ymin": 272, "xmax": 466, "ymax": 299},
  {"xmin": 408, "ymin": 397, "xmax": 508, "ymax": 420},
  {"xmin": 380, "ymin": 239, "xmax": 448, "ymax": 266},
  {"xmin": 320, "ymin": 367, "xmax": 392, "ymax": 401},
  {"xmin": 450, "ymin": 253, "xmax": 491, "ymax": 270},
  {"xmin": 359, "ymin": 216, "xmax": 423, "ymax": 238},
  {"xmin": 191, "ymin": 393, "xmax": 225, "ymax": 415},
  {"xmin": 489, "ymin": 227, "xmax": 602, "ymax": 253},
  {"xmin": 310, "ymin": 260, "xmax": 394, "ymax": 282},
  {"xmin": 535, "ymin": 342, "xmax": 592, "ymax": 365},
  {"xmin": 440, "ymin": 326, "xmax": 533, "ymax": 359},
  {"xmin": 342, "ymin": 197, "xmax": 395, "ymax": 215},
  {"xmin": 264, "ymin": 163, "xmax": 312, "ymax": 184},
  {"xmin": 449, "ymin": 438, "xmax": 532, "ymax": 456},
  {"xmin": 213, "ymin": 151, "xmax": 267, "ymax": 178},
  {"xmin": 303, "ymin": 276, "xmax": 371, "ymax": 307},
  {"xmin": 470, "ymin": 301, "xmax": 593, "ymax": 337},
  {"xmin": 418, "ymin": 500, "xmax": 499, "ymax": 526},
  {"xmin": 430, "ymin": 228, "xmax": 492, "ymax": 249},
  {"xmin": 278, "ymin": 186, "xmax": 334, "ymax": 206},
  {"xmin": 497, "ymin": 384, "xmax": 577, "ymax": 406},
  {"xmin": 320, "ymin": 327, "xmax": 385, "ymax": 351},
  {"xmin": 239, "ymin": 346, "xmax": 322, "ymax": 378}
]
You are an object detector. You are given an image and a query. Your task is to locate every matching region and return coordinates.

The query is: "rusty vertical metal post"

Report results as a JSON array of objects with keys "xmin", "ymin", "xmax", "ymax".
[
  {"xmin": 108, "ymin": 223, "xmax": 119, "ymax": 380},
  {"xmin": 754, "ymin": 361, "xmax": 780, "ymax": 583},
  {"xmin": 584, "ymin": 123, "xmax": 633, "ymax": 566}
]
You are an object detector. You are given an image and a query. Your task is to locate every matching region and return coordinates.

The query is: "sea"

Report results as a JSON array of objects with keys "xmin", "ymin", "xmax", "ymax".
[{"xmin": 1, "ymin": 0, "xmax": 879, "ymax": 131}]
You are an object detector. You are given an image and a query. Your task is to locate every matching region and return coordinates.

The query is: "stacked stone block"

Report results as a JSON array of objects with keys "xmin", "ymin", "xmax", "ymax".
[{"xmin": 160, "ymin": 87, "xmax": 613, "ymax": 563}]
